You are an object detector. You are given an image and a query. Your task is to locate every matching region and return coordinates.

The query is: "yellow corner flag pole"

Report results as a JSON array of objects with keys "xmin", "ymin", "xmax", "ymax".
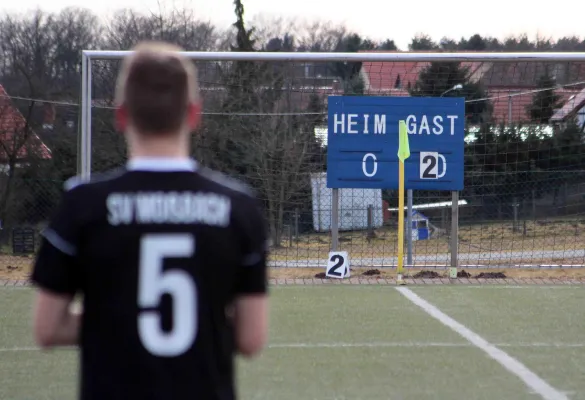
[{"xmin": 397, "ymin": 120, "xmax": 410, "ymax": 285}]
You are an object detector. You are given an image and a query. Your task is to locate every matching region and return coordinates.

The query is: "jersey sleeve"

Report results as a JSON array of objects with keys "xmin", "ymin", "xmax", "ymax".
[
  {"xmin": 31, "ymin": 185, "xmax": 82, "ymax": 296},
  {"xmin": 234, "ymin": 196, "xmax": 269, "ymax": 295}
]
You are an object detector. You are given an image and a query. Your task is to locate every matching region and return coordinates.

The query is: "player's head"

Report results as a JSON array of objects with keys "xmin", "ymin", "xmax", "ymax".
[{"xmin": 114, "ymin": 41, "xmax": 201, "ymax": 141}]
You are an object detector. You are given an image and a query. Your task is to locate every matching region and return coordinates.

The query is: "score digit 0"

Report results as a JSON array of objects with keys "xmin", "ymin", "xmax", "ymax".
[{"xmin": 362, "ymin": 153, "xmax": 378, "ymax": 177}]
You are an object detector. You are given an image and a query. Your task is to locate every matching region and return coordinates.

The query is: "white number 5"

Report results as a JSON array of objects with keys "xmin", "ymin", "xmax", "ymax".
[{"xmin": 138, "ymin": 234, "xmax": 197, "ymax": 357}]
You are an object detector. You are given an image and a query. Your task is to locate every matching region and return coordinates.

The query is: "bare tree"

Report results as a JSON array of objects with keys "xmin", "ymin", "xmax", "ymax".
[
  {"xmin": 197, "ymin": 52, "xmax": 324, "ymax": 245},
  {"xmin": 92, "ymin": 7, "xmax": 230, "ymax": 173},
  {"xmin": 98, "ymin": 8, "xmax": 227, "ymax": 107},
  {"xmin": 50, "ymin": 7, "xmax": 103, "ymax": 97},
  {"xmin": 0, "ymin": 90, "xmax": 49, "ymax": 233},
  {"xmin": 249, "ymin": 15, "xmax": 297, "ymax": 48},
  {"xmin": 243, "ymin": 96, "xmax": 322, "ymax": 246},
  {"xmin": 0, "ymin": 10, "xmax": 54, "ymax": 97},
  {"xmin": 0, "ymin": 8, "xmax": 100, "ymax": 235},
  {"xmin": 0, "ymin": 7, "xmax": 101, "ymax": 118},
  {"xmin": 295, "ymin": 20, "xmax": 347, "ymax": 52},
  {"xmin": 103, "ymin": 8, "xmax": 222, "ymax": 51}
]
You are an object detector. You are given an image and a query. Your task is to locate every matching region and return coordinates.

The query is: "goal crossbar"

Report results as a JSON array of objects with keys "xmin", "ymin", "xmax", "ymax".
[{"xmin": 82, "ymin": 50, "xmax": 585, "ymax": 62}]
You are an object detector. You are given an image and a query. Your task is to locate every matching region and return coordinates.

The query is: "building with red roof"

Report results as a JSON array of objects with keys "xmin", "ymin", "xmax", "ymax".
[
  {"xmin": 550, "ymin": 87, "xmax": 585, "ymax": 132},
  {"xmin": 0, "ymin": 84, "xmax": 52, "ymax": 171},
  {"xmin": 359, "ymin": 51, "xmax": 585, "ymax": 124}
]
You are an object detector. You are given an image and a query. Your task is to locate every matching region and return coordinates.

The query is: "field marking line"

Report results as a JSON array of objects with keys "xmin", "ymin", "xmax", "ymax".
[
  {"xmin": 268, "ymin": 342, "xmax": 585, "ymax": 349},
  {"xmin": 395, "ymin": 286, "xmax": 568, "ymax": 400},
  {"xmin": 411, "ymin": 286, "xmax": 583, "ymax": 290},
  {"xmin": 268, "ymin": 342, "xmax": 469, "ymax": 348},
  {"xmin": 0, "ymin": 346, "xmax": 38, "ymax": 352},
  {"xmin": 3, "ymin": 342, "xmax": 585, "ymax": 353},
  {"xmin": 0, "ymin": 346, "xmax": 75, "ymax": 352}
]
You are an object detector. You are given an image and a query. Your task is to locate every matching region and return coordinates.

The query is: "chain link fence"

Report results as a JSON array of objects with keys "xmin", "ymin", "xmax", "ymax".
[
  {"xmin": 2, "ymin": 56, "xmax": 585, "ymax": 276},
  {"xmin": 0, "ymin": 176, "xmax": 63, "ymax": 278}
]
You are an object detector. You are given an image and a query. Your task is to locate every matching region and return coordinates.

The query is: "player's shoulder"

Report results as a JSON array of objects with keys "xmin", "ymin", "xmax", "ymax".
[
  {"xmin": 196, "ymin": 166, "xmax": 258, "ymax": 201},
  {"xmin": 63, "ymin": 167, "xmax": 127, "ymax": 194}
]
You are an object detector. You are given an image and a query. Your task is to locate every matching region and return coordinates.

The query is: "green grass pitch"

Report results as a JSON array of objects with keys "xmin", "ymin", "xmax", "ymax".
[{"xmin": 1, "ymin": 285, "xmax": 584, "ymax": 399}]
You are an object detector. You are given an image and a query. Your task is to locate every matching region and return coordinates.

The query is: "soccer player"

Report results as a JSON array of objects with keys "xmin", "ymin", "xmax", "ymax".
[{"xmin": 30, "ymin": 41, "xmax": 269, "ymax": 400}]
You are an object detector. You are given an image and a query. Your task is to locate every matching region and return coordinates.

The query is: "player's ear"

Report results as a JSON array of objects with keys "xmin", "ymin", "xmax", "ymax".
[
  {"xmin": 115, "ymin": 105, "xmax": 128, "ymax": 133},
  {"xmin": 187, "ymin": 101, "xmax": 202, "ymax": 131}
]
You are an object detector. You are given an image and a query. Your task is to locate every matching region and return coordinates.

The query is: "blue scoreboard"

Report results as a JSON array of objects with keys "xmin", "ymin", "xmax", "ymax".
[{"xmin": 326, "ymin": 96, "xmax": 465, "ymax": 191}]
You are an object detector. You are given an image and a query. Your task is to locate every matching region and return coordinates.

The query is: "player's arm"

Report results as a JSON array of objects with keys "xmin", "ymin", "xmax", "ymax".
[
  {"xmin": 31, "ymin": 185, "xmax": 83, "ymax": 349},
  {"xmin": 33, "ymin": 288, "xmax": 81, "ymax": 348},
  {"xmin": 233, "ymin": 197, "xmax": 269, "ymax": 358},
  {"xmin": 233, "ymin": 294, "xmax": 268, "ymax": 357}
]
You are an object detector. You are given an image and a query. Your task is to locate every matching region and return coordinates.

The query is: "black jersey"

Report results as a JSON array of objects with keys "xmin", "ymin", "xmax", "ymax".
[{"xmin": 31, "ymin": 158, "xmax": 268, "ymax": 400}]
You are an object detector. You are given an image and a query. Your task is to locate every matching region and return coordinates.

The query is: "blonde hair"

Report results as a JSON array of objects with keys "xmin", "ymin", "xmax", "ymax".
[{"xmin": 114, "ymin": 41, "xmax": 200, "ymax": 135}]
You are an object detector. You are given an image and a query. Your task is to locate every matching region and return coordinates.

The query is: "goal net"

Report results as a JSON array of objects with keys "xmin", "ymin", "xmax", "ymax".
[{"xmin": 81, "ymin": 51, "xmax": 585, "ymax": 268}]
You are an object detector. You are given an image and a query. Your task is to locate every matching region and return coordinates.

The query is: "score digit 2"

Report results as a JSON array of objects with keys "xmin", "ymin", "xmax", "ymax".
[{"xmin": 326, "ymin": 251, "xmax": 350, "ymax": 279}]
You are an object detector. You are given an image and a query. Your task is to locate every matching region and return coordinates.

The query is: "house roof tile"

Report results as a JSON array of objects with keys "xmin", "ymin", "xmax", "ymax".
[
  {"xmin": 488, "ymin": 88, "xmax": 580, "ymax": 123},
  {"xmin": 481, "ymin": 62, "xmax": 585, "ymax": 88},
  {"xmin": 358, "ymin": 51, "xmax": 585, "ymax": 123},
  {"xmin": 360, "ymin": 51, "xmax": 585, "ymax": 92},
  {"xmin": 359, "ymin": 50, "xmax": 488, "ymax": 92},
  {"xmin": 0, "ymin": 85, "xmax": 51, "ymax": 161},
  {"xmin": 551, "ymin": 87, "xmax": 585, "ymax": 121}
]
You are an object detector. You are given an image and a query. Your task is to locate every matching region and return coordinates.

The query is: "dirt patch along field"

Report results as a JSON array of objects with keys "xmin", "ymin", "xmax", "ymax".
[
  {"xmin": 3, "ymin": 254, "xmax": 585, "ymax": 282},
  {"xmin": 0, "ymin": 254, "xmax": 34, "ymax": 280},
  {"xmin": 268, "ymin": 267, "xmax": 585, "ymax": 280}
]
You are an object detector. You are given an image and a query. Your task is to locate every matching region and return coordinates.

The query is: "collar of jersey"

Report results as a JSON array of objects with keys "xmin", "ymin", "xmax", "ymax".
[{"xmin": 126, "ymin": 157, "xmax": 198, "ymax": 172}]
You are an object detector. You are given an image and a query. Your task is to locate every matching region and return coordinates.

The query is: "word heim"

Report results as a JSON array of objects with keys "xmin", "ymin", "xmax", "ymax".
[{"xmin": 332, "ymin": 113, "xmax": 387, "ymax": 135}]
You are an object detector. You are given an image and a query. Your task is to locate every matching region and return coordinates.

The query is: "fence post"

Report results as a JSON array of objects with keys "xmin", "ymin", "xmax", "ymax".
[
  {"xmin": 508, "ymin": 94, "xmax": 513, "ymax": 124},
  {"xmin": 563, "ymin": 182, "xmax": 569, "ymax": 215},
  {"xmin": 450, "ymin": 191, "xmax": 459, "ymax": 271},
  {"xmin": 294, "ymin": 208, "xmax": 299, "ymax": 241},
  {"xmin": 407, "ymin": 189, "xmax": 413, "ymax": 265},
  {"xmin": 512, "ymin": 198, "xmax": 519, "ymax": 233},
  {"xmin": 331, "ymin": 188, "xmax": 339, "ymax": 251},
  {"xmin": 366, "ymin": 204, "xmax": 374, "ymax": 239},
  {"xmin": 532, "ymin": 189, "xmax": 536, "ymax": 219}
]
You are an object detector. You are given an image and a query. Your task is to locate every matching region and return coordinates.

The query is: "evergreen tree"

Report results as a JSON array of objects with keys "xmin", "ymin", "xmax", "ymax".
[
  {"xmin": 330, "ymin": 33, "xmax": 369, "ymax": 95},
  {"xmin": 377, "ymin": 39, "xmax": 397, "ymax": 51},
  {"xmin": 410, "ymin": 62, "xmax": 492, "ymax": 123},
  {"xmin": 503, "ymin": 34, "xmax": 535, "ymax": 51},
  {"xmin": 202, "ymin": 0, "xmax": 272, "ymax": 178},
  {"xmin": 409, "ymin": 34, "xmax": 438, "ymax": 50},
  {"xmin": 200, "ymin": 0, "xmax": 329, "ymax": 244},
  {"xmin": 439, "ymin": 37, "xmax": 458, "ymax": 51},
  {"xmin": 526, "ymin": 73, "xmax": 562, "ymax": 123},
  {"xmin": 459, "ymin": 34, "xmax": 487, "ymax": 51}
]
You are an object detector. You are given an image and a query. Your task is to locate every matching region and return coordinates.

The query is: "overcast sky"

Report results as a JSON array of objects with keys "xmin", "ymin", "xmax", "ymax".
[{"xmin": 1, "ymin": 0, "xmax": 582, "ymax": 49}]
